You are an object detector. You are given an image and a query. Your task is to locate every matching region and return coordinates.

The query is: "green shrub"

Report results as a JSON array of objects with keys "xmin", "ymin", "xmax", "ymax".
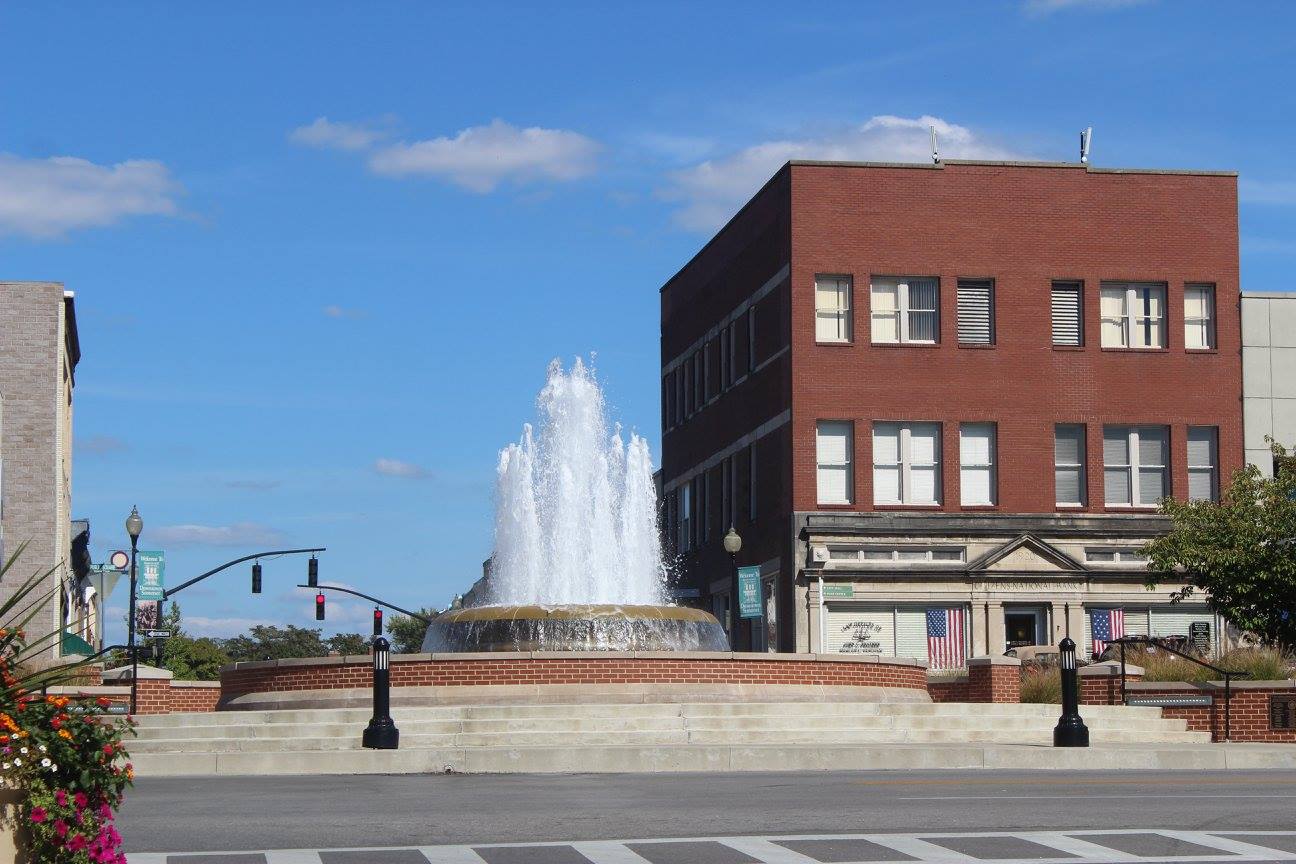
[{"xmin": 1020, "ymin": 665, "xmax": 1061, "ymax": 704}]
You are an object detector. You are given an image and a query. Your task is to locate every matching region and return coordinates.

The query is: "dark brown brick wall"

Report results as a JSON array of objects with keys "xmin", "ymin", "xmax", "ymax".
[{"xmin": 787, "ymin": 162, "xmax": 1241, "ymax": 513}]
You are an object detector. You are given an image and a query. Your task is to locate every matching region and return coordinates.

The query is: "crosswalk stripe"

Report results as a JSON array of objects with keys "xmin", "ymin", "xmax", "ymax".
[
  {"xmin": 264, "ymin": 851, "xmax": 324, "ymax": 863},
  {"xmin": 1164, "ymin": 830, "xmax": 1296, "ymax": 860},
  {"xmin": 569, "ymin": 840, "xmax": 657, "ymax": 863},
  {"xmin": 415, "ymin": 846, "xmax": 490, "ymax": 863},
  {"xmin": 718, "ymin": 837, "xmax": 825, "ymax": 863},
  {"xmin": 861, "ymin": 834, "xmax": 979, "ymax": 861}
]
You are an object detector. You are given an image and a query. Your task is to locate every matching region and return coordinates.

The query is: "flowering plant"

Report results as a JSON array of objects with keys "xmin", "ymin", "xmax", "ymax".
[{"xmin": 0, "ymin": 544, "xmax": 134, "ymax": 862}]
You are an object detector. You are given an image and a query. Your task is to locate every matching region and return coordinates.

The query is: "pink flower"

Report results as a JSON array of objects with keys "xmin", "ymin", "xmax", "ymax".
[
  {"xmin": 29, "ymin": 806, "xmax": 47, "ymax": 823},
  {"xmin": 68, "ymin": 833, "xmax": 87, "ymax": 851},
  {"xmin": 54, "ymin": 818, "xmax": 68, "ymax": 837},
  {"xmin": 54, "ymin": 789, "xmax": 67, "ymax": 806},
  {"xmin": 74, "ymin": 791, "xmax": 89, "ymax": 809}
]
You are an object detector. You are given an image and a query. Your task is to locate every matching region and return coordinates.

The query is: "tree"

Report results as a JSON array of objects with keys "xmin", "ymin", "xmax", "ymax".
[
  {"xmin": 387, "ymin": 608, "xmax": 439, "ymax": 654},
  {"xmin": 220, "ymin": 624, "xmax": 330, "ymax": 663},
  {"xmin": 326, "ymin": 632, "xmax": 372, "ymax": 655},
  {"xmin": 136, "ymin": 602, "xmax": 231, "ymax": 681},
  {"xmin": 1143, "ymin": 442, "xmax": 1296, "ymax": 650}
]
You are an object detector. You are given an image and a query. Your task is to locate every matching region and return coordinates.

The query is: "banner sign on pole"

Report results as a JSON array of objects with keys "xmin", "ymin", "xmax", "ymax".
[
  {"xmin": 136, "ymin": 551, "xmax": 166, "ymax": 601},
  {"xmin": 737, "ymin": 566, "xmax": 763, "ymax": 619}
]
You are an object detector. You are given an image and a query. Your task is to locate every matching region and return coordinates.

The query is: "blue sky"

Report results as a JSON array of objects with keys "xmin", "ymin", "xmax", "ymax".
[{"xmin": 2, "ymin": 0, "xmax": 1293, "ymax": 641}]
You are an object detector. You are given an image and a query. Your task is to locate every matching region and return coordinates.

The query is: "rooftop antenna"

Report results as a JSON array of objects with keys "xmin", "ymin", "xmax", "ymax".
[
  {"xmin": 930, "ymin": 126, "xmax": 940, "ymax": 164},
  {"xmin": 1080, "ymin": 126, "xmax": 1093, "ymax": 164}
]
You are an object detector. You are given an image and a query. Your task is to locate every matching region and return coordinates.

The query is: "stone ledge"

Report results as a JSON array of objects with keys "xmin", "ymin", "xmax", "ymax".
[
  {"xmin": 1079, "ymin": 661, "xmax": 1145, "ymax": 678},
  {"xmin": 1127, "ymin": 679, "xmax": 1295, "ymax": 691},
  {"xmin": 171, "ymin": 680, "xmax": 221, "ymax": 689},
  {"xmin": 103, "ymin": 664, "xmax": 173, "ymax": 681},
  {"xmin": 969, "ymin": 655, "xmax": 1021, "ymax": 667}
]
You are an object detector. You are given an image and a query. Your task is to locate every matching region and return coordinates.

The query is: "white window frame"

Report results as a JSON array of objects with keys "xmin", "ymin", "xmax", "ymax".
[
  {"xmin": 1051, "ymin": 281, "xmax": 1084, "ymax": 346},
  {"xmin": 959, "ymin": 423, "xmax": 996, "ymax": 506},
  {"xmin": 956, "ymin": 279, "xmax": 995, "ymax": 345},
  {"xmin": 1187, "ymin": 425, "xmax": 1219, "ymax": 502},
  {"xmin": 1100, "ymin": 282, "xmax": 1167, "ymax": 349},
  {"xmin": 1085, "ymin": 547, "xmax": 1148, "ymax": 565},
  {"xmin": 852, "ymin": 546, "xmax": 966, "ymax": 564},
  {"xmin": 1054, "ymin": 424, "xmax": 1087, "ymax": 507},
  {"xmin": 870, "ymin": 276, "xmax": 940, "ymax": 345},
  {"xmin": 1103, "ymin": 425, "xmax": 1169, "ymax": 507},
  {"xmin": 815, "ymin": 275, "xmax": 852, "ymax": 343},
  {"xmin": 872, "ymin": 422, "xmax": 942, "ymax": 506},
  {"xmin": 1184, "ymin": 284, "xmax": 1216, "ymax": 350},
  {"xmin": 816, "ymin": 421, "xmax": 854, "ymax": 505},
  {"xmin": 679, "ymin": 484, "xmax": 692, "ymax": 552}
]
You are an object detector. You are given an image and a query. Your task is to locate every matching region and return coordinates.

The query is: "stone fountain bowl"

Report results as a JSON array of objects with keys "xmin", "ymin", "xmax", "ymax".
[{"xmin": 421, "ymin": 604, "xmax": 730, "ymax": 653}]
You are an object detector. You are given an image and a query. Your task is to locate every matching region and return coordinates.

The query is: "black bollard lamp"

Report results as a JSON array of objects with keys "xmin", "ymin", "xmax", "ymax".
[
  {"xmin": 362, "ymin": 635, "xmax": 400, "ymax": 750},
  {"xmin": 1053, "ymin": 637, "xmax": 1090, "ymax": 747}
]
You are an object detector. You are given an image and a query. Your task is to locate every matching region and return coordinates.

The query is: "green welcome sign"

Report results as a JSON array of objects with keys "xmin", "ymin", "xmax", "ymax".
[
  {"xmin": 135, "ymin": 551, "xmax": 166, "ymax": 601},
  {"xmin": 737, "ymin": 566, "xmax": 763, "ymax": 618}
]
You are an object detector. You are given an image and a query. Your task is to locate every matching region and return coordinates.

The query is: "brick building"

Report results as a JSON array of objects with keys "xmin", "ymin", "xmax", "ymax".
[
  {"xmin": 0, "ymin": 282, "xmax": 89, "ymax": 656},
  {"xmin": 659, "ymin": 159, "xmax": 1240, "ymax": 662}
]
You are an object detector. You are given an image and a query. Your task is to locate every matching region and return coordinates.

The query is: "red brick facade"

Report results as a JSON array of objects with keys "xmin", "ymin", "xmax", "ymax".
[
  {"xmin": 1119, "ymin": 682, "xmax": 1296, "ymax": 743},
  {"xmin": 660, "ymin": 159, "xmax": 1240, "ymax": 654},
  {"xmin": 220, "ymin": 653, "xmax": 928, "ymax": 699}
]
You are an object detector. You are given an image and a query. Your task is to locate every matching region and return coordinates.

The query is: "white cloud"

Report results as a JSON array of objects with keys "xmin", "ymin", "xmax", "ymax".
[
  {"xmin": 373, "ymin": 458, "xmax": 432, "ymax": 480},
  {"xmin": 1023, "ymin": 0, "xmax": 1149, "ymax": 14},
  {"xmin": 1240, "ymin": 179, "xmax": 1296, "ymax": 206},
  {"xmin": 0, "ymin": 153, "xmax": 181, "ymax": 238},
  {"xmin": 151, "ymin": 521, "xmax": 285, "ymax": 547},
  {"xmin": 368, "ymin": 119, "xmax": 600, "ymax": 193},
  {"xmin": 661, "ymin": 115, "xmax": 1022, "ymax": 232},
  {"xmin": 289, "ymin": 117, "xmax": 388, "ymax": 152}
]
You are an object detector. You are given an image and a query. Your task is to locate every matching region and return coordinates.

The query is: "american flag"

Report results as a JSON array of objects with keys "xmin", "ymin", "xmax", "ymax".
[
  {"xmin": 926, "ymin": 607, "xmax": 966, "ymax": 670},
  {"xmin": 1091, "ymin": 608, "xmax": 1125, "ymax": 658}
]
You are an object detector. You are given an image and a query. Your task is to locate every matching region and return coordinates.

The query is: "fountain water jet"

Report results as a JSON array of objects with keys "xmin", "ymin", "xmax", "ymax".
[{"xmin": 423, "ymin": 358, "xmax": 729, "ymax": 652}]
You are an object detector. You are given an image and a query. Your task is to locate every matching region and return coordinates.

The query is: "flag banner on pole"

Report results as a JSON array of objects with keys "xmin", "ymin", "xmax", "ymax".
[
  {"xmin": 1091, "ymin": 608, "xmax": 1125, "ymax": 658},
  {"xmin": 926, "ymin": 607, "xmax": 966, "ymax": 670}
]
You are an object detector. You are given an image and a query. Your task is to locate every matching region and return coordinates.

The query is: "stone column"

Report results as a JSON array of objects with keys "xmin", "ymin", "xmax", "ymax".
[{"xmin": 985, "ymin": 602, "xmax": 1006, "ymax": 656}]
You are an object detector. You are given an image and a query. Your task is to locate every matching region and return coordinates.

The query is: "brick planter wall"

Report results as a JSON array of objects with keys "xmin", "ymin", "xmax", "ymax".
[
  {"xmin": 927, "ymin": 677, "xmax": 969, "ymax": 702},
  {"xmin": 220, "ymin": 652, "xmax": 929, "ymax": 700},
  {"xmin": 1079, "ymin": 661, "xmax": 1143, "ymax": 705},
  {"xmin": 168, "ymin": 681, "xmax": 222, "ymax": 713},
  {"xmin": 1124, "ymin": 681, "xmax": 1296, "ymax": 743},
  {"xmin": 927, "ymin": 657, "xmax": 1022, "ymax": 703}
]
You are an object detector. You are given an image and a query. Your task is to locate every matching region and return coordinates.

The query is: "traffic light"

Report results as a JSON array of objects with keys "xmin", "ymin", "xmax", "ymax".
[
  {"xmin": 315, "ymin": 592, "xmax": 326, "ymax": 621},
  {"xmin": 308, "ymin": 555, "xmax": 319, "ymax": 588},
  {"xmin": 251, "ymin": 562, "xmax": 262, "ymax": 594},
  {"xmin": 373, "ymin": 606, "xmax": 383, "ymax": 637}
]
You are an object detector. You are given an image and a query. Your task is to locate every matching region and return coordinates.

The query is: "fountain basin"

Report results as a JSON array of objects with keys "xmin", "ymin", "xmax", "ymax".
[{"xmin": 421, "ymin": 604, "xmax": 729, "ymax": 653}]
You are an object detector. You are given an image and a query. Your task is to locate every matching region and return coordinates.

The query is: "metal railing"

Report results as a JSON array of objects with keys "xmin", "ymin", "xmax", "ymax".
[{"xmin": 1107, "ymin": 635, "xmax": 1248, "ymax": 741}]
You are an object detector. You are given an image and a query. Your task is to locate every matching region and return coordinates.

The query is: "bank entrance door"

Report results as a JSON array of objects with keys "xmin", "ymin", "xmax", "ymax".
[{"xmin": 1004, "ymin": 606, "xmax": 1046, "ymax": 652}]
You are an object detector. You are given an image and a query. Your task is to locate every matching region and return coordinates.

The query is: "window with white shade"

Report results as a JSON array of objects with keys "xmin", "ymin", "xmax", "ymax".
[
  {"xmin": 1100, "ymin": 282, "xmax": 1166, "ymax": 349},
  {"xmin": 1185, "ymin": 284, "xmax": 1216, "ymax": 350},
  {"xmin": 871, "ymin": 276, "xmax": 939, "ymax": 344},
  {"xmin": 959, "ymin": 423, "xmax": 996, "ymax": 505},
  {"xmin": 679, "ymin": 483, "xmax": 692, "ymax": 551},
  {"xmin": 1051, "ymin": 281, "xmax": 1083, "ymax": 346},
  {"xmin": 815, "ymin": 275, "xmax": 852, "ymax": 342},
  {"xmin": 956, "ymin": 279, "xmax": 994, "ymax": 345},
  {"xmin": 816, "ymin": 421, "xmax": 853, "ymax": 505},
  {"xmin": 873, "ymin": 422, "xmax": 942, "ymax": 505},
  {"xmin": 1054, "ymin": 424, "xmax": 1087, "ymax": 506},
  {"xmin": 1188, "ymin": 426, "xmax": 1219, "ymax": 502},
  {"xmin": 1104, "ymin": 426, "xmax": 1169, "ymax": 507}
]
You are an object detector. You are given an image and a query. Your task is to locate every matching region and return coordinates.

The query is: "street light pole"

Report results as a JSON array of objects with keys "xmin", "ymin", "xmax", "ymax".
[
  {"xmin": 723, "ymin": 526, "xmax": 743, "ymax": 652},
  {"xmin": 124, "ymin": 506, "xmax": 143, "ymax": 715}
]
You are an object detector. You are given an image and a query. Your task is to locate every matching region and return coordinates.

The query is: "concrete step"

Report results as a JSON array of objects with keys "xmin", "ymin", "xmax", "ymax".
[{"xmin": 124, "ymin": 741, "xmax": 1296, "ymax": 777}]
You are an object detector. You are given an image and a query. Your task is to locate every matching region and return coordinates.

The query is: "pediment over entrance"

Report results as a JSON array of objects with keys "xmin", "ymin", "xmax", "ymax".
[{"xmin": 967, "ymin": 534, "xmax": 1085, "ymax": 574}]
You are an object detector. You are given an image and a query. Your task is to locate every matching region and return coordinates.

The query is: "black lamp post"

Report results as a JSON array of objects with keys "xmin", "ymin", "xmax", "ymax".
[
  {"xmin": 1053, "ymin": 637, "xmax": 1090, "ymax": 747},
  {"xmin": 124, "ymin": 506, "xmax": 143, "ymax": 714},
  {"xmin": 362, "ymin": 635, "xmax": 399, "ymax": 749},
  {"xmin": 723, "ymin": 526, "xmax": 742, "ymax": 651}
]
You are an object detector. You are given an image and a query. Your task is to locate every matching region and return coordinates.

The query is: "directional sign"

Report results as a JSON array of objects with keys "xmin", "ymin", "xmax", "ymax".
[
  {"xmin": 143, "ymin": 629, "xmax": 173, "ymax": 639},
  {"xmin": 135, "ymin": 551, "xmax": 166, "ymax": 601},
  {"xmin": 737, "ymin": 566, "xmax": 763, "ymax": 619}
]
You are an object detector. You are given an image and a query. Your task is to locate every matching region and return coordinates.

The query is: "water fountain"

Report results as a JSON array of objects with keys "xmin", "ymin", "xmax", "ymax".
[{"xmin": 422, "ymin": 358, "xmax": 729, "ymax": 652}]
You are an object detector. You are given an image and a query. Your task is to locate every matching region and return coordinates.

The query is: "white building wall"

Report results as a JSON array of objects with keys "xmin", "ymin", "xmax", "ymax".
[{"xmin": 1242, "ymin": 291, "xmax": 1296, "ymax": 475}]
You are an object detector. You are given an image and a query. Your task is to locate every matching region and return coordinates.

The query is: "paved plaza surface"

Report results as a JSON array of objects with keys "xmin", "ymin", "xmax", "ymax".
[{"xmin": 120, "ymin": 769, "xmax": 1296, "ymax": 862}]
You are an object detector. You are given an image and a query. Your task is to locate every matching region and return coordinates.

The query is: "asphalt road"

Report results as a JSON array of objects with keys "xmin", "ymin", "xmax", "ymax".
[{"xmin": 119, "ymin": 769, "xmax": 1296, "ymax": 854}]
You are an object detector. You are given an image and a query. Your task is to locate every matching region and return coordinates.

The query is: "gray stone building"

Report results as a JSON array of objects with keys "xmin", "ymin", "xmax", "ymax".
[
  {"xmin": 0, "ymin": 282, "xmax": 86, "ymax": 656},
  {"xmin": 1242, "ymin": 290, "xmax": 1296, "ymax": 474}
]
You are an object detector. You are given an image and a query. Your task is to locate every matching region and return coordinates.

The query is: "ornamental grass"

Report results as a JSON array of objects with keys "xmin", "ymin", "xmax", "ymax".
[
  {"xmin": 0, "ymin": 542, "xmax": 135, "ymax": 863},
  {"xmin": 1019, "ymin": 664, "xmax": 1062, "ymax": 704},
  {"xmin": 1121, "ymin": 646, "xmax": 1294, "ymax": 683}
]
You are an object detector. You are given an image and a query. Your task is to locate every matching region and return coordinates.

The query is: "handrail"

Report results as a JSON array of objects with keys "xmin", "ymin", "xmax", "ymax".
[{"xmin": 1108, "ymin": 635, "xmax": 1249, "ymax": 741}]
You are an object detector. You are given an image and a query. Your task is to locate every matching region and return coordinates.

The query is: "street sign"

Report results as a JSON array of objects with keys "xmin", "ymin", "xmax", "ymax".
[
  {"xmin": 143, "ymin": 629, "xmax": 173, "ymax": 639},
  {"xmin": 109, "ymin": 550, "xmax": 130, "ymax": 571},
  {"xmin": 136, "ymin": 551, "xmax": 165, "ymax": 601},
  {"xmin": 822, "ymin": 584, "xmax": 854, "ymax": 599},
  {"xmin": 737, "ymin": 566, "xmax": 763, "ymax": 619}
]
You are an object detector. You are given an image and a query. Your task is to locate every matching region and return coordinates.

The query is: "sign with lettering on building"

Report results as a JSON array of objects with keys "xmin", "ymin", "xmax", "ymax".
[
  {"xmin": 1189, "ymin": 621, "xmax": 1211, "ymax": 655},
  {"xmin": 737, "ymin": 566, "xmax": 763, "ymax": 618},
  {"xmin": 135, "ymin": 551, "xmax": 166, "ymax": 601}
]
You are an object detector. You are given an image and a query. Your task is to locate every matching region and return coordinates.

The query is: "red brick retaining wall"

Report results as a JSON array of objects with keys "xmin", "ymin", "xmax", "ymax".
[
  {"xmin": 168, "ymin": 682, "xmax": 222, "ymax": 713},
  {"xmin": 220, "ymin": 652, "xmax": 929, "ymax": 699},
  {"xmin": 1122, "ymin": 682, "xmax": 1296, "ymax": 743}
]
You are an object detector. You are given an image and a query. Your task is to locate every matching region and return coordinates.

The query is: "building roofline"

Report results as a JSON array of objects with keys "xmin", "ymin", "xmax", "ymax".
[
  {"xmin": 1242, "ymin": 290, "xmax": 1296, "ymax": 299},
  {"xmin": 658, "ymin": 158, "xmax": 1239, "ymax": 294},
  {"xmin": 788, "ymin": 158, "xmax": 1238, "ymax": 177}
]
